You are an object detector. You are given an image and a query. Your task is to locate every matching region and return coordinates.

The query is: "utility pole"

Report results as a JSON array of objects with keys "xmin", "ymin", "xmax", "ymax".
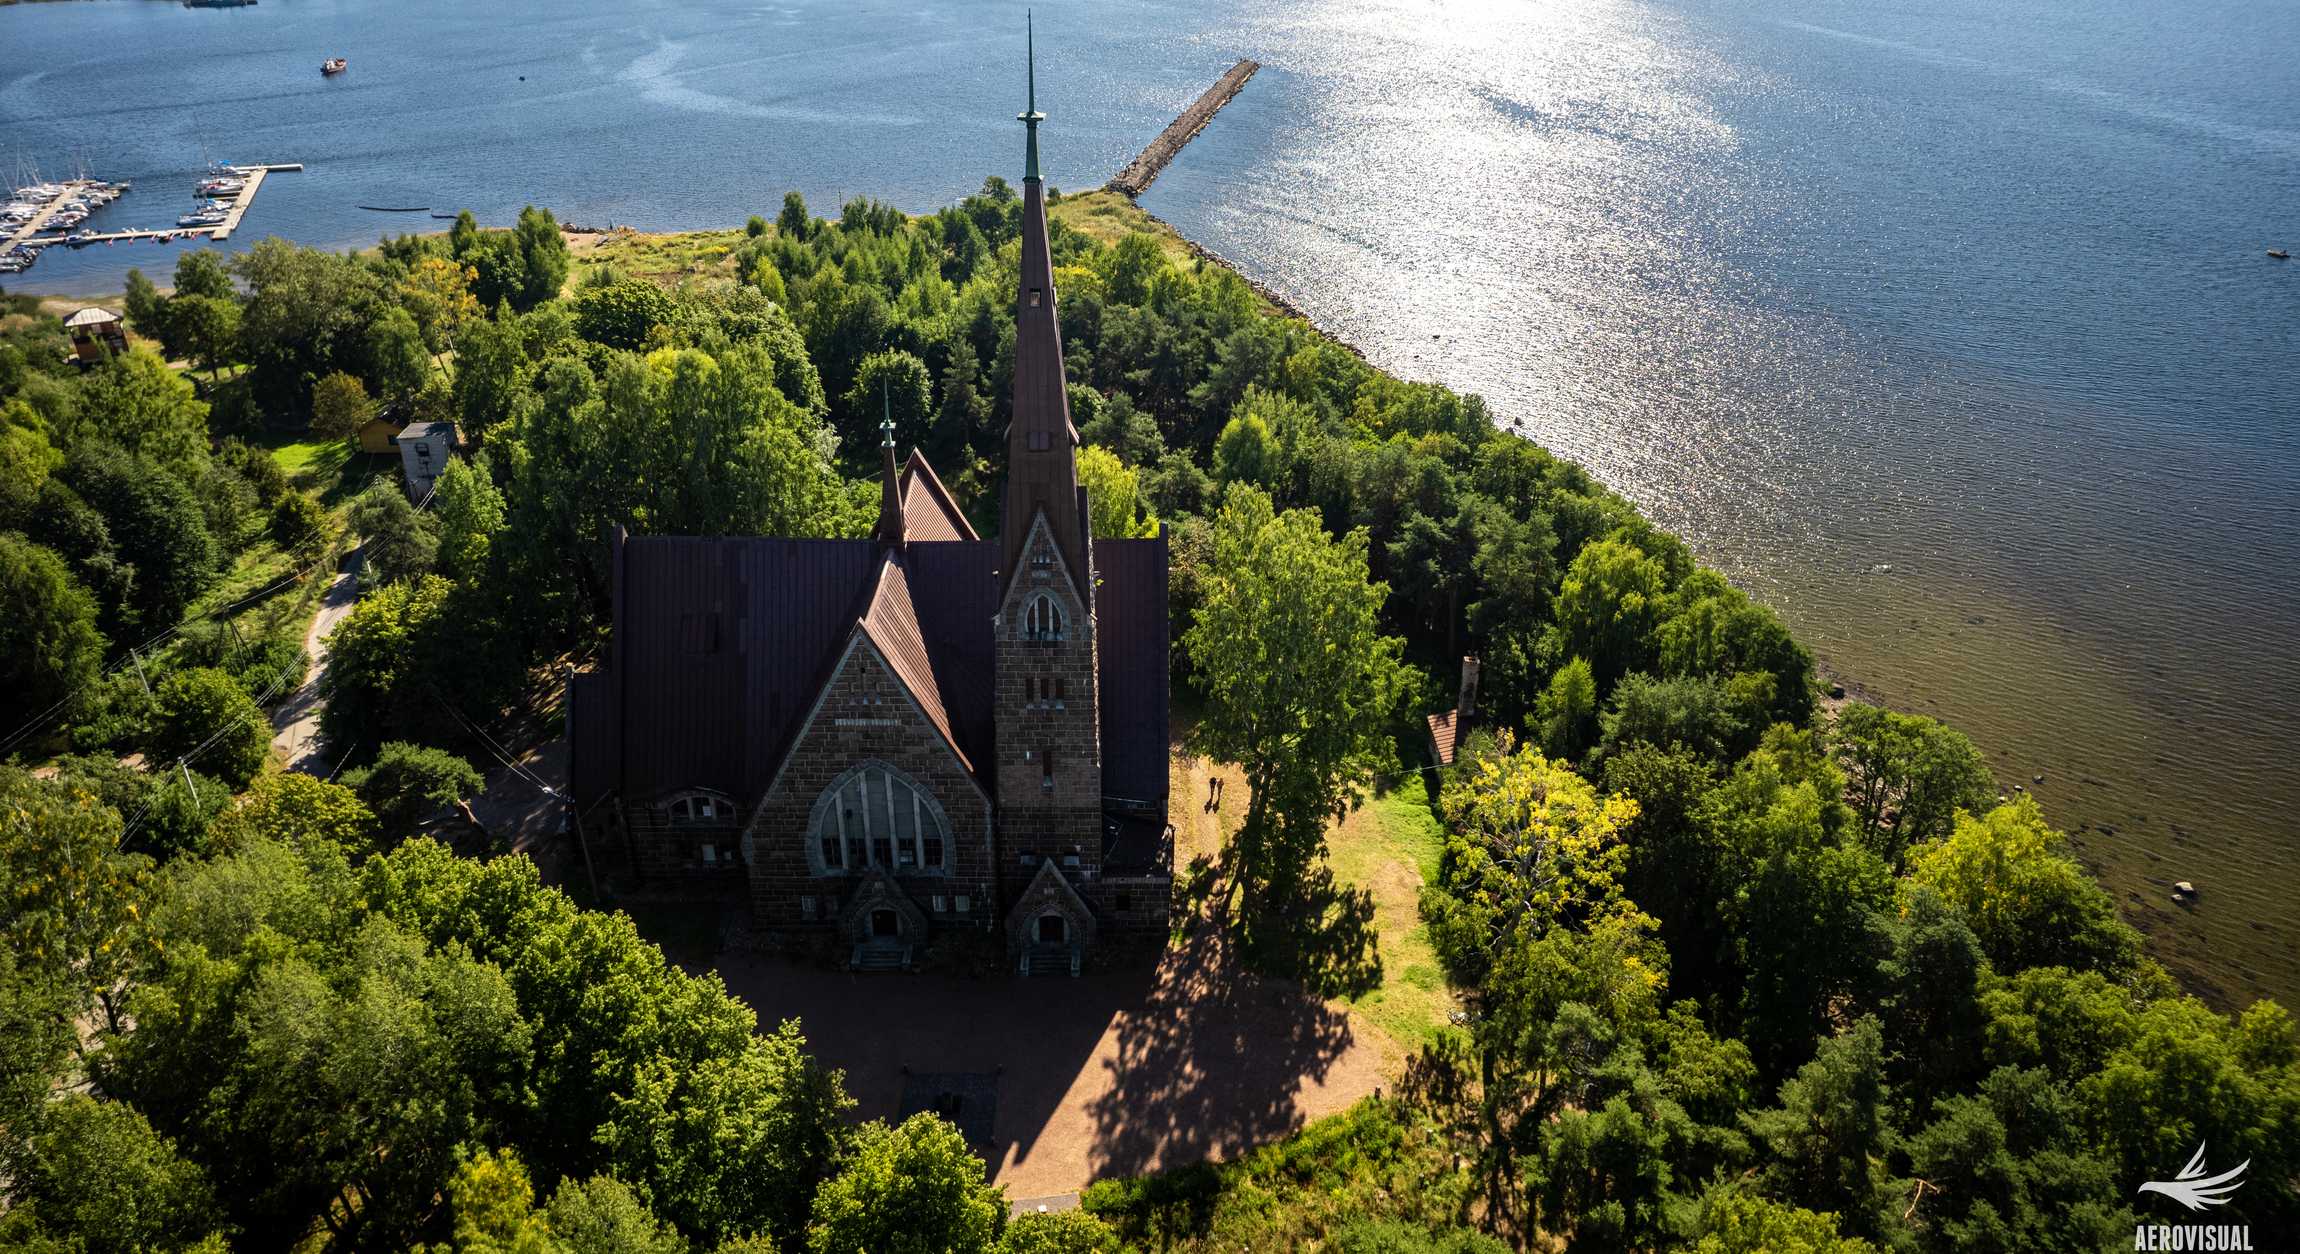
[
  {"xmin": 179, "ymin": 762, "xmax": 199, "ymax": 806},
  {"xmin": 129, "ymin": 648, "xmax": 152, "ymax": 698}
]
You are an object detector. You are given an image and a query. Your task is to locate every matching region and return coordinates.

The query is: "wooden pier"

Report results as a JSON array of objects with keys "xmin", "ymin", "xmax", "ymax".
[
  {"xmin": 9, "ymin": 163, "xmax": 300, "ymax": 258},
  {"xmin": 1107, "ymin": 60, "xmax": 1260, "ymax": 198}
]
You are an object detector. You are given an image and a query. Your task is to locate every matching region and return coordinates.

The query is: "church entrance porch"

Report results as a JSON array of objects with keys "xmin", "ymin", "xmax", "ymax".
[{"xmin": 839, "ymin": 870, "xmax": 929, "ymax": 972}]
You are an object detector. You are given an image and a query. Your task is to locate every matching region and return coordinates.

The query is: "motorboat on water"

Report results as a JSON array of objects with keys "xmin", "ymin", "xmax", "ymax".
[
  {"xmin": 322, "ymin": 58, "xmax": 348, "ymax": 75},
  {"xmin": 2272, "ymin": 249, "xmax": 2291, "ymax": 260}
]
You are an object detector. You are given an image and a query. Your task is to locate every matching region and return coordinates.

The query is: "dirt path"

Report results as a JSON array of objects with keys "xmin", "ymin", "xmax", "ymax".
[{"xmin": 269, "ymin": 556, "xmax": 360, "ymax": 773}]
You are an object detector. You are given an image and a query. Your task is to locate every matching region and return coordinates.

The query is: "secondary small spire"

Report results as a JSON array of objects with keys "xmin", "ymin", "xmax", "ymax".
[
  {"xmin": 1019, "ymin": 11, "xmax": 1045, "ymax": 182},
  {"xmin": 875, "ymin": 379, "xmax": 905, "ymax": 548}
]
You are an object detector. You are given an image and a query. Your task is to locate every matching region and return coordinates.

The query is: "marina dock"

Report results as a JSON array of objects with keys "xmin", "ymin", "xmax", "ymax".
[
  {"xmin": 4, "ymin": 163, "xmax": 300, "ymax": 270},
  {"xmin": 1107, "ymin": 59, "xmax": 1260, "ymax": 197}
]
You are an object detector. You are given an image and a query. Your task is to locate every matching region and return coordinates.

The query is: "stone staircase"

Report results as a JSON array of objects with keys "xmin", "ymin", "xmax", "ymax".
[
  {"xmin": 1018, "ymin": 943, "xmax": 1081, "ymax": 978},
  {"xmin": 849, "ymin": 940, "xmax": 913, "ymax": 973}
]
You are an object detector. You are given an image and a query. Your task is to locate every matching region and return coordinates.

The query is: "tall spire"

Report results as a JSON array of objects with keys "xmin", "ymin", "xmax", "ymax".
[
  {"xmin": 1001, "ymin": 15, "xmax": 1086, "ymax": 594},
  {"xmin": 874, "ymin": 380, "xmax": 906, "ymax": 548},
  {"xmin": 1019, "ymin": 10, "xmax": 1044, "ymax": 183}
]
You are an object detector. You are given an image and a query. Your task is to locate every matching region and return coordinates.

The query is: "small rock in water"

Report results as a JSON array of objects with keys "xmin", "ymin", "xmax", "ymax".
[
  {"xmin": 2012, "ymin": 783, "xmax": 2025, "ymax": 792},
  {"xmin": 1828, "ymin": 682, "xmax": 1846, "ymax": 699},
  {"xmin": 2174, "ymin": 880, "xmax": 2197, "ymax": 896},
  {"xmin": 2032, "ymin": 773, "xmax": 2045, "ymax": 784}
]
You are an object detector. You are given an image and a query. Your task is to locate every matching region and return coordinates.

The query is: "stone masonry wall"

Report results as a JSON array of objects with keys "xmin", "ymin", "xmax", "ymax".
[
  {"xmin": 993, "ymin": 516, "xmax": 1105, "ymax": 904},
  {"xmin": 741, "ymin": 636, "xmax": 997, "ymax": 938}
]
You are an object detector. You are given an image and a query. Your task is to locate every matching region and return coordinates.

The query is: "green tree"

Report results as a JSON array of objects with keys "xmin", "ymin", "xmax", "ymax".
[
  {"xmin": 174, "ymin": 249, "xmax": 235, "ymax": 302},
  {"xmin": 343, "ymin": 740, "xmax": 485, "ymax": 836},
  {"xmin": 434, "ymin": 456, "xmax": 507, "ymax": 581},
  {"xmin": 0, "ymin": 779, "xmax": 152, "ymax": 1033},
  {"xmin": 369, "ymin": 305, "xmax": 435, "ymax": 404},
  {"xmin": 454, "ymin": 310, "xmax": 531, "ymax": 435},
  {"xmin": 1902, "ymin": 1065, "xmax": 2129, "ymax": 1253},
  {"xmin": 169, "ymin": 293, "xmax": 240, "ymax": 383},
  {"xmin": 205, "ymin": 770, "xmax": 380, "ymax": 855},
  {"xmin": 1077, "ymin": 445, "xmax": 1158, "ymax": 539},
  {"xmin": 349, "ymin": 479, "xmax": 441, "ymax": 587},
  {"xmin": 311, "ymin": 369, "xmax": 377, "ymax": 443},
  {"xmin": 1211, "ymin": 410, "xmax": 1277, "ymax": 487},
  {"xmin": 1420, "ymin": 739, "xmax": 1661, "ymax": 1234},
  {"xmin": 271, "ymin": 487, "xmax": 328, "ymax": 548},
  {"xmin": 0, "ymin": 943, "xmax": 75, "ymax": 1141},
  {"xmin": 0, "ymin": 533, "xmax": 103, "ymax": 734},
  {"xmin": 1184, "ymin": 484, "xmax": 1406, "ymax": 935},
  {"xmin": 4, "ymin": 1095, "xmax": 225, "ymax": 1254},
  {"xmin": 575, "ymin": 281, "xmax": 678, "ymax": 351},
  {"xmin": 546, "ymin": 1173, "xmax": 688, "ymax": 1254},
  {"xmin": 839, "ymin": 349, "xmax": 933, "ymax": 465},
  {"xmin": 935, "ymin": 338, "xmax": 993, "ymax": 461},
  {"xmin": 995, "ymin": 1210, "xmax": 1120, "ymax": 1254},
  {"xmin": 1535, "ymin": 656, "xmax": 1598, "ymax": 761},
  {"xmin": 806, "ymin": 1114, "xmax": 1005, "ymax": 1254},
  {"xmin": 70, "ymin": 347, "xmax": 210, "ymax": 478},
  {"xmin": 123, "ymin": 268, "xmax": 170, "ymax": 344},
  {"xmin": 778, "ymin": 191, "xmax": 810, "ymax": 240},
  {"xmin": 65, "ymin": 447, "xmax": 219, "ymax": 630},
  {"xmin": 320, "ymin": 573, "xmax": 452, "ymax": 750},
  {"xmin": 1691, "ymin": 1187, "xmax": 1877, "ymax": 1254},
  {"xmin": 511, "ymin": 205, "xmax": 572, "ymax": 309},
  {"xmin": 1905, "ymin": 798, "xmax": 2138, "ymax": 977},
  {"xmin": 428, "ymin": 1147, "xmax": 560, "ymax": 1254},
  {"xmin": 1745, "ymin": 1017, "xmax": 1896, "ymax": 1240},
  {"xmin": 1551, "ymin": 535, "xmax": 1667, "ymax": 692},
  {"xmin": 1597, "ymin": 671, "xmax": 1752, "ymax": 766},
  {"xmin": 151, "ymin": 666, "xmax": 271, "ymax": 786},
  {"xmin": 232, "ymin": 238, "xmax": 389, "ymax": 422},
  {"xmin": 1830, "ymin": 703, "xmax": 1994, "ymax": 866}
]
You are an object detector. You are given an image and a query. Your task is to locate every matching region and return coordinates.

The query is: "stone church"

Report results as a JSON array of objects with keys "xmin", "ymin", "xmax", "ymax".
[{"xmin": 567, "ymin": 56, "xmax": 1172, "ymax": 972}]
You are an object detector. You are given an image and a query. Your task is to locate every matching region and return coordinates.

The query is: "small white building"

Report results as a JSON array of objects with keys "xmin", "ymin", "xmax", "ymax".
[{"xmin": 395, "ymin": 421, "xmax": 459, "ymax": 500}]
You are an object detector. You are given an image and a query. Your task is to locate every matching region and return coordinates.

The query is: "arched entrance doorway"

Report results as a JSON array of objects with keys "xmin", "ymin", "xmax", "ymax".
[
  {"xmin": 872, "ymin": 908, "xmax": 900, "ymax": 939},
  {"xmin": 1036, "ymin": 912, "xmax": 1068, "ymax": 944}
]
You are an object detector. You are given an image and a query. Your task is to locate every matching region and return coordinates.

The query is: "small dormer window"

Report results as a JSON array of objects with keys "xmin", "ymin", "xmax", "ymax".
[{"xmin": 668, "ymin": 794, "xmax": 729, "ymax": 824}]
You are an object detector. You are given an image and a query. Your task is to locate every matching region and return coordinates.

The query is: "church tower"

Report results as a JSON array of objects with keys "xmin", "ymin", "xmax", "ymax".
[{"xmin": 995, "ymin": 16, "xmax": 1104, "ymax": 886}]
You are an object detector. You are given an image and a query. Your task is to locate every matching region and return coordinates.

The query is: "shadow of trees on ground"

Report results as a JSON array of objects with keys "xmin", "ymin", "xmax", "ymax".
[{"xmin": 1084, "ymin": 915, "xmax": 1359, "ymax": 1183}]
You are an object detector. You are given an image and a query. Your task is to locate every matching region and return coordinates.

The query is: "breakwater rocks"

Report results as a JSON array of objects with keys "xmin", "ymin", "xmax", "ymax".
[{"xmin": 1108, "ymin": 58, "xmax": 1260, "ymax": 197}]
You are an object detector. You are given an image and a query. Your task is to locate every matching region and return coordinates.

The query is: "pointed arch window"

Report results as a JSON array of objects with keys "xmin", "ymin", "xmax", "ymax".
[
  {"xmin": 1023, "ymin": 594, "xmax": 1065, "ymax": 643},
  {"xmin": 810, "ymin": 764, "xmax": 948, "ymax": 876}
]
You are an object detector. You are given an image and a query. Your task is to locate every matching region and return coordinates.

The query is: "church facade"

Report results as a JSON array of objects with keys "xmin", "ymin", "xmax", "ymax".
[{"xmin": 565, "ymin": 57, "xmax": 1172, "ymax": 970}]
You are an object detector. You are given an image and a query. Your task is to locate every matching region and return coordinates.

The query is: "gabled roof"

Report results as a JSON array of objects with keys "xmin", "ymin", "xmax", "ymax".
[
  {"xmin": 64, "ymin": 307, "xmax": 120, "ymax": 328},
  {"xmin": 1427, "ymin": 710, "xmax": 1467, "ymax": 766},
  {"xmin": 900, "ymin": 451, "xmax": 977, "ymax": 542},
  {"xmin": 856, "ymin": 553, "xmax": 971, "ymax": 774}
]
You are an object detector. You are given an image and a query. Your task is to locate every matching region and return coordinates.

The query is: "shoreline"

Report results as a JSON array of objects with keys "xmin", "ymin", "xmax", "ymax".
[{"xmin": 12, "ymin": 205, "xmax": 2262, "ymax": 1010}]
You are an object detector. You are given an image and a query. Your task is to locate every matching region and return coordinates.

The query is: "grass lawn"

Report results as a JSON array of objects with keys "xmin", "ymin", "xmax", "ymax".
[
  {"xmin": 1323, "ymin": 784, "xmax": 1458, "ymax": 1058},
  {"xmin": 568, "ymin": 227, "xmax": 748, "ymax": 290},
  {"xmin": 1050, "ymin": 190, "xmax": 1197, "ymax": 265},
  {"xmin": 266, "ymin": 434, "xmax": 349, "ymax": 486}
]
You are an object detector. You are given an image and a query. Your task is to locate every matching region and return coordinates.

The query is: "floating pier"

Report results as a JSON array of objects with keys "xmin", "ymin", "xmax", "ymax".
[
  {"xmin": 5, "ymin": 163, "xmax": 300, "ymax": 267},
  {"xmin": 1107, "ymin": 59, "xmax": 1260, "ymax": 197}
]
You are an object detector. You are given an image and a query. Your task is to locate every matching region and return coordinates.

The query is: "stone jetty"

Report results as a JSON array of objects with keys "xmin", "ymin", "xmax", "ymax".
[{"xmin": 1107, "ymin": 59, "xmax": 1261, "ymax": 197}]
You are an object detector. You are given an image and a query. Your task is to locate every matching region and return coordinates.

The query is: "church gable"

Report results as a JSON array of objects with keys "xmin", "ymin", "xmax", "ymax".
[{"xmin": 755, "ymin": 629, "xmax": 987, "ymax": 819}]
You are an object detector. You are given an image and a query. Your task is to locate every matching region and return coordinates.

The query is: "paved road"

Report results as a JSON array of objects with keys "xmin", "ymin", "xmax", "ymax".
[{"xmin": 270, "ymin": 556, "xmax": 360, "ymax": 774}]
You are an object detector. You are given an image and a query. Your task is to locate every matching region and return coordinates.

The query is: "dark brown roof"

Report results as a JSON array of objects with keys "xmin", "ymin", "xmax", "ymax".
[
  {"xmin": 569, "ymin": 522, "xmax": 1169, "ymax": 813},
  {"xmin": 1001, "ymin": 174, "xmax": 1088, "ymax": 595},
  {"xmin": 856, "ymin": 554, "xmax": 970, "ymax": 773},
  {"xmin": 1093, "ymin": 533, "xmax": 1170, "ymax": 807},
  {"xmin": 900, "ymin": 452, "xmax": 978, "ymax": 542}
]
